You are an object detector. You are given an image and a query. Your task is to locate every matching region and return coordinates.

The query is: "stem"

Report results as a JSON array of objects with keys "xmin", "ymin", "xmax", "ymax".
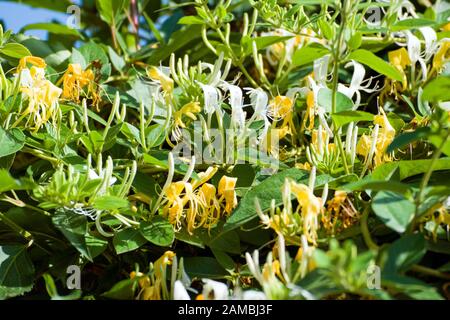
[
  {"xmin": 411, "ymin": 264, "xmax": 450, "ymax": 280},
  {"xmin": 360, "ymin": 205, "xmax": 379, "ymax": 250}
]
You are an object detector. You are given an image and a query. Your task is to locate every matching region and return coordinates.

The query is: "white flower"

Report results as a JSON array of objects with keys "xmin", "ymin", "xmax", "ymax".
[
  {"xmin": 241, "ymin": 290, "xmax": 267, "ymax": 300},
  {"xmin": 337, "ymin": 60, "xmax": 379, "ymax": 109},
  {"xmin": 221, "ymin": 81, "xmax": 246, "ymax": 129},
  {"xmin": 201, "ymin": 279, "xmax": 229, "ymax": 300},
  {"xmin": 197, "ymin": 82, "xmax": 221, "ymax": 115},
  {"xmin": 173, "ymin": 280, "xmax": 191, "ymax": 300}
]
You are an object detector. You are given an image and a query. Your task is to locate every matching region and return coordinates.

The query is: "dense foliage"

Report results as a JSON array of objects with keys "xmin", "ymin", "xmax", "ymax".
[{"xmin": 0, "ymin": 0, "xmax": 449, "ymax": 300}]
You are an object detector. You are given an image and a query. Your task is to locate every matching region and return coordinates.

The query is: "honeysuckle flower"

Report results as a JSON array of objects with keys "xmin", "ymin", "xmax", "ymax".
[
  {"xmin": 197, "ymin": 279, "xmax": 229, "ymax": 300},
  {"xmin": 218, "ymin": 175, "xmax": 237, "ymax": 215},
  {"xmin": 17, "ymin": 55, "xmax": 46, "ymax": 73},
  {"xmin": 256, "ymin": 173, "xmax": 324, "ymax": 245},
  {"xmin": 173, "ymin": 101, "xmax": 201, "ymax": 129},
  {"xmin": 173, "ymin": 280, "xmax": 190, "ymax": 300},
  {"xmin": 245, "ymin": 87, "xmax": 270, "ymax": 140},
  {"xmin": 304, "ymin": 76, "xmax": 333, "ymax": 136},
  {"xmin": 147, "ymin": 66, "xmax": 174, "ymax": 93},
  {"xmin": 385, "ymin": 47, "xmax": 411, "ymax": 97},
  {"xmin": 59, "ymin": 63, "xmax": 95, "ymax": 103},
  {"xmin": 322, "ymin": 191, "xmax": 359, "ymax": 235},
  {"xmin": 162, "ymin": 167, "xmax": 237, "ymax": 233},
  {"xmin": 432, "ymin": 40, "xmax": 450, "ymax": 74},
  {"xmin": 19, "ymin": 66, "xmax": 62, "ymax": 131},
  {"xmin": 356, "ymin": 108, "xmax": 395, "ymax": 168},
  {"xmin": 220, "ymin": 81, "xmax": 246, "ymax": 129},
  {"xmin": 197, "ymin": 82, "xmax": 221, "ymax": 115},
  {"xmin": 134, "ymin": 251, "xmax": 175, "ymax": 300},
  {"xmin": 337, "ymin": 60, "xmax": 379, "ymax": 109}
]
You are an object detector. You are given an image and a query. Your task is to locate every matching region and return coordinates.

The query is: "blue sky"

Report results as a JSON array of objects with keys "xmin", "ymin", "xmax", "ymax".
[{"xmin": 0, "ymin": 2, "xmax": 69, "ymax": 39}]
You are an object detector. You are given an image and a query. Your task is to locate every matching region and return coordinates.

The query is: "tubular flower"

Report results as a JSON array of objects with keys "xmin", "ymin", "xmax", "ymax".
[
  {"xmin": 162, "ymin": 167, "xmax": 238, "ymax": 234},
  {"xmin": 356, "ymin": 108, "xmax": 396, "ymax": 168},
  {"xmin": 257, "ymin": 178, "xmax": 324, "ymax": 245},
  {"xmin": 388, "ymin": 47, "xmax": 411, "ymax": 92},
  {"xmin": 147, "ymin": 66, "xmax": 174, "ymax": 93},
  {"xmin": 431, "ymin": 41, "xmax": 450, "ymax": 75},
  {"xmin": 19, "ymin": 66, "xmax": 62, "ymax": 131},
  {"xmin": 59, "ymin": 63, "xmax": 95, "ymax": 103},
  {"xmin": 132, "ymin": 251, "xmax": 176, "ymax": 300},
  {"xmin": 268, "ymin": 94, "xmax": 298, "ymax": 140},
  {"xmin": 17, "ymin": 55, "xmax": 46, "ymax": 73},
  {"xmin": 218, "ymin": 175, "xmax": 237, "ymax": 215},
  {"xmin": 173, "ymin": 101, "xmax": 201, "ymax": 129}
]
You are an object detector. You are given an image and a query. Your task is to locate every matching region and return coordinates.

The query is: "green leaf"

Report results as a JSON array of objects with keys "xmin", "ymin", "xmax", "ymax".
[
  {"xmin": 242, "ymin": 35, "xmax": 294, "ymax": 56},
  {"xmin": 317, "ymin": 88, "xmax": 354, "ymax": 113},
  {"xmin": 387, "ymin": 127, "xmax": 431, "ymax": 153},
  {"xmin": 342, "ymin": 179, "xmax": 411, "ymax": 195},
  {"xmin": 0, "ymin": 170, "xmax": 20, "ymax": 193},
  {"xmin": 177, "ymin": 16, "xmax": 205, "ymax": 25},
  {"xmin": 20, "ymin": 23, "xmax": 81, "ymax": 37},
  {"xmin": 0, "ymin": 43, "xmax": 31, "ymax": 59},
  {"xmin": 0, "ymin": 127, "xmax": 25, "ymax": 158},
  {"xmin": 52, "ymin": 210, "xmax": 97, "ymax": 261},
  {"xmin": 183, "ymin": 257, "xmax": 228, "ymax": 279},
  {"xmin": 0, "ymin": 245, "xmax": 35, "ymax": 299},
  {"xmin": 93, "ymin": 196, "xmax": 129, "ymax": 211},
  {"xmin": 331, "ymin": 110, "xmax": 374, "ymax": 128},
  {"xmin": 372, "ymin": 158, "xmax": 450, "ymax": 181},
  {"xmin": 372, "ymin": 191, "xmax": 415, "ymax": 233},
  {"xmin": 95, "ymin": 0, "xmax": 129, "ymax": 26},
  {"xmin": 102, "ymin": 279, "xmax": 138, "ymax": 300},
  {"xmin": 422, "ymin": 76, "xmax": 450, "ymax": 102},
  {"xmin": 392, "ymin": 19, "xmax": 436, "ymax": 31},
  {"xmin": 292, "ymin": 44, "xmax": 330, "ymax": 68},
  {"xmin": 113, "ymin": 228, "xmax": 147, "ymax": 254},
  {"xmin": 383, "ymin": 234, "xmax": 426, "ymax": 274},
  {"xmin": 347, "ymin": 49, "xmax": 403, "ymax": 82},
  {"xmin": 108, "ymin": 47, "xmax": 126, "ymax": 73},
  {"xmin": 139, "ymin": 216, "xmax": 174, "ymax": 247}
]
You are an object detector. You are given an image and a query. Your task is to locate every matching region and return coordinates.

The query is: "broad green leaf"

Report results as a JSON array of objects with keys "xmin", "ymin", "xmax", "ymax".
[
  {"xmin": 0, "ymin": 127, "xmax": 25, "ymax": 158},
  {"xmin": 0, "ymin": 245, "xmax": 35, "ymax": 299},
  {"xmin": 183, "ymin": 257, "xmax": 228, "ymax": 279},
  {"xmin": 422, "ymin": 76, "xmax": 450, "ymax": 102},
  {"xmin": 342, "ymin": 179, "xmax": 411, "ymax": 195},
  {"xmin": 0, "ymin": 170, "xmax": 19, "ymax": 193},
  {"xmin": 372, "ymin": 158, "xmax": 450, "ymax": 181},
  {"xmin": 347, "ymin": 49, "xmax": 403, "ymax": 81},
  {"xmin": 113, "ymin": 228, "xmax": 147, "ymax": 254},
  {"xmin": 139, "ymin": 216, "xmax": 174, "ymax": 247},
  {"xmin": 372, "ymin": 191, "xmax": 415, "ymax": 233},
  {"xmin": 0, "ymin": 42, "xmax": 31, "ymax": 59},
  {"xmin": 383, "ymin": 234, "xmax": 426, "ymax": 274},
  {"xmin": 95, "ymin": 0, "xmax": 129, "ymax": 26},
  {"xmin": 387, "ymin": 127, "xmax": 431, "ymax": 153},
  {"xmin": 331, "ymin": 110, "xmax": 374, "ymax": 128},
  {"xmin": 292, "ymin": 44, "xmax": 329, "ymax": 68},
  {"xmin": 317, "ymin": 88, "xmax": 354, "ymax": 113}
]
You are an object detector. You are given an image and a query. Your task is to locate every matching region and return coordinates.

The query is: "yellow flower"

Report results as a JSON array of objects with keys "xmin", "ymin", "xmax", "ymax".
[
  {"xmin": 356, "ymin": 108, "xmax": 395, "ymax": 167},
  {"xmin": 268, "ymin": 96, "xmax": 293, "ymax": 120},
  {"xmin": 19, "ymin": 66, "xmax": 62, "ymax": 131},
  {"xmin": 218, "ymin": 175, "xmax": 238, "ymax": 215},
  {"xmin": 305, "ymin": 90, "xmax": 315, "ymax": 130},
  {"xmin": 132, "ymin": 251, "xmax": 175, "ymax": 300},
  {"xmin": 147, "ymin": 66, "xmax": 174, "ymax": 93},
  {"xmin": 388, "ymin": 48, "xmax": 411, "ymax": 91},
  {"xmin": 17, "ymin": 56, "xmax": 46, "ymax": 73},
  {"xmin": 290, "ymin": 182, "xmax": 323, "ymax": 245},
  {"xmin": 163, "ymin": 167, "xmax": 237, "ymax": 234},
  {"xmin": 59, "ymin": 63, "xmax": 95, "ymax": 103},
  {"xmin": 173, "ymin": 102, "xmax": 201, "ymax": 128},
  {"xmin": 432, "ymin": 42, "xmax": 450, "ymax": 75}
]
